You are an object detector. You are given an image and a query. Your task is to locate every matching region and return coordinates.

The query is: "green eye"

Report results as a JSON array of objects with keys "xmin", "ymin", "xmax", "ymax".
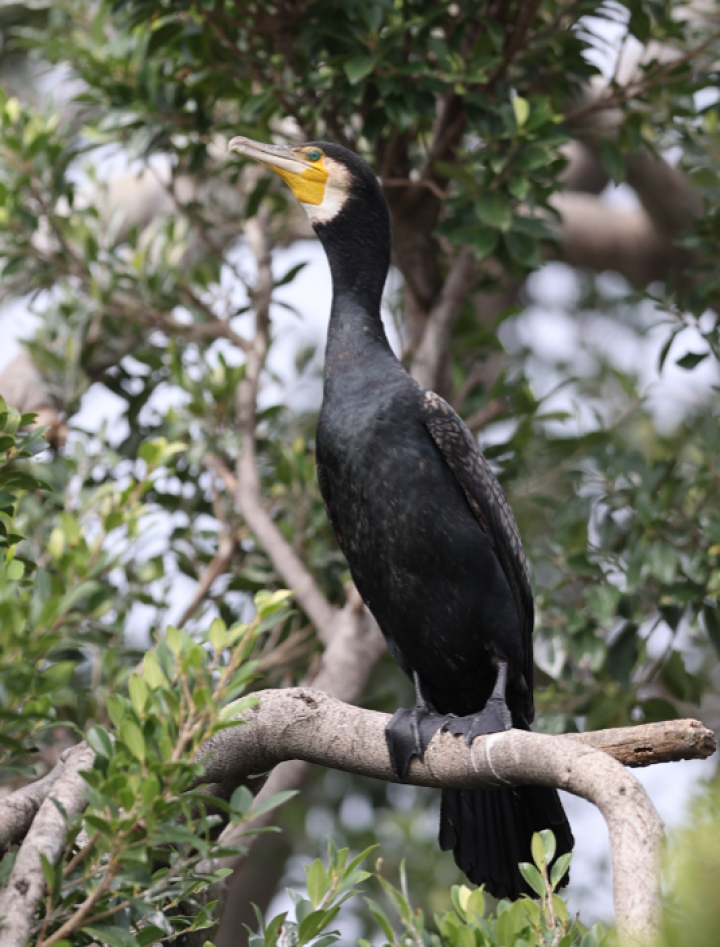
[{"xmin": 307, "ymin": 148, "xmax": 322, "ymax": 162}]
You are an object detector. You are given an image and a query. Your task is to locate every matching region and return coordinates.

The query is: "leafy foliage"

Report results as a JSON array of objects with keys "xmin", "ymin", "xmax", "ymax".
[
  {"xmin": 245, "ymin": 832, "xmax": 614, "ymax": 947},
  {"xmin": 1, "ymin": 0, "xmax": 720, "ymax": 939},
  {"xmin": 660, "ymin": 779, "xmax": 720, "ymax": 947}
]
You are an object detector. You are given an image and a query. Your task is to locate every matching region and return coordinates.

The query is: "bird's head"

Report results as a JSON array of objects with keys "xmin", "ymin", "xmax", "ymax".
[
  {"xmin": 228, "ymin": 136, "xmax": 382, "ymax": 228},
  {"xmin": 229, "ymin": 135, "xmax": 391, "ymax": 304}
]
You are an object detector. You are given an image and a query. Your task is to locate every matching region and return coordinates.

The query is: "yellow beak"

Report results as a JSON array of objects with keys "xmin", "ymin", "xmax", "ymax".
[{"xmin": 228, "ymin": 136, "xmax": 328, "ymax": 206}]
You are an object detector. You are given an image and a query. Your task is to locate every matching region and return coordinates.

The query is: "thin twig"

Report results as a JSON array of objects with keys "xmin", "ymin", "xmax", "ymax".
[
  {"xmin": 230, "ymin": 210, "xmax": 338, "ymax": 643},
  {"xmin": 465, "ymin": 398, "xmax": 506, "ymax": 434},
  {"xmin": 564, "ymin": 25, "xmax": 720, "ymax": 125},
  {"xmin": 176, "ymin": 532, "xmax": 236, "ymax": 628}
]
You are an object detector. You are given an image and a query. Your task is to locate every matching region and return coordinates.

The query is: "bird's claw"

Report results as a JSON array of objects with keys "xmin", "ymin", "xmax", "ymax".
[
  {"xmin": 445, "ymin": 696, "xmax": 513, "ymax": 746},
  {"xmin": 385, "ymin": 704, "xmax": 449, "ymax": 780}
]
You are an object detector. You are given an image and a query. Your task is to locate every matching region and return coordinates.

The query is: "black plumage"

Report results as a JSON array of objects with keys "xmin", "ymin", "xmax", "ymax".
[{"xmin": 230, "ymin": 136, "xmax": 573, "ymax": 899}]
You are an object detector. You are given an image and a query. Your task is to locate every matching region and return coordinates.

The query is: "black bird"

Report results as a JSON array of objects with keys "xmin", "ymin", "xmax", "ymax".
[{"xmin": 228, "ymin": 134, "xmax": 573, "ymax": 899}]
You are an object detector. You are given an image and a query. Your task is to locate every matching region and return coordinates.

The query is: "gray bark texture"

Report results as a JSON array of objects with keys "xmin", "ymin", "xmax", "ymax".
[{"xmin": 0, "ymin": 743, "xmax": 95, "ymax": 947}]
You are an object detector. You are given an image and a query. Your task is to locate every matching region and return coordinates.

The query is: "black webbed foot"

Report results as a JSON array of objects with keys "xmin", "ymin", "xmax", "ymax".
[
  {"xmin": 445, "ymin": 694, "xmax": 513, "ymax": 744},
  {"xmin": 385, "ymin": 671, "xmax": 449, "ymax": 779},
  {"xmin": 445, "ymin": 660, "xmax": 514, "ymax": 746},
  {"xmin": 386, "ymin": 704, "xmax": 449, "ymax": 779}
]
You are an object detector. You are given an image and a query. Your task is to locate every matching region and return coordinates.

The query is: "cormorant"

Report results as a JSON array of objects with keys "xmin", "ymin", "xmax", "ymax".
[{"xmin": 228, "ymin": 134, "xmax": 573, "ymax": 899}]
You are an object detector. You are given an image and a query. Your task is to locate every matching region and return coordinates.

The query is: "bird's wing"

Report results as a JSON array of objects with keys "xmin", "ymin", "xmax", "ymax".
[
  {"xmin": 316, "ymin": 458, "xmax": 349, "ymax": 560},
  {"xmin": 420, "ymin": 389, "xmax": 535, "ymax": 716}
]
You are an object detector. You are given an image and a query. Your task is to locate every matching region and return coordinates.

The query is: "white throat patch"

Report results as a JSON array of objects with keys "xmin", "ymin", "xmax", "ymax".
[{"xmin": 301, "ymin": 156, "xmax": 351, "ymax": 225}]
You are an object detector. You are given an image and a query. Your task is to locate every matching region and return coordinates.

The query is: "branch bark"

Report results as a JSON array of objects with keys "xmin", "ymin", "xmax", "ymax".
[
  {"xmin": 0, "ymin": 743, "xmax": 94, "ymax": 947},
  {"xmin": 194, "ymin": 691, "xmax": 714, "ymax": 946},
  {"xmin": 411, "ymin": 246, "xmax": 477, "ymax": 390},
  {"xmin": 549, "ymin": 191, "xmax": 691, "ymax": 286},
  {"xmin": 0, "ymin": 690, "xmax": 715, "ymax": 947}
]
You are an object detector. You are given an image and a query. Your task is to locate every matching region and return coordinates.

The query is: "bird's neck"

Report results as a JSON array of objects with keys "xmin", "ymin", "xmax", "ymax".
[
  {"xmin": 315, "ymin": 210, "xmax": 395, "ymax": 365},
  {"xmin": 316, "ymin": 221, "xmax": 389, "ymax": 311},
  {"xmin": 325, "ymin": 294, "xmax": 394, "ymax": 366}
]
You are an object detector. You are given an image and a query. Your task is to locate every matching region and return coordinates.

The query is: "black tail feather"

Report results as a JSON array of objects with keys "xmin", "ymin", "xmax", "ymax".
[{"xmin": 439, "ymin": 785, "xmax": 574, "ymax": 900}]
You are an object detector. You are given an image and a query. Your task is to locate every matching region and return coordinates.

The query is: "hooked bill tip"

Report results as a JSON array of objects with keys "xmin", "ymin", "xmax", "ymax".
[{"xmin": 228, "ymin": 136, "xmax": 249, "ymax": 154}]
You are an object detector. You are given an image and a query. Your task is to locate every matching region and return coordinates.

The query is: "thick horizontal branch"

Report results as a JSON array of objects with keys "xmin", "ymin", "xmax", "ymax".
[
  {"xmin": 197, "ymin": 688, "xmax": 708, "ymax": 945},
  {"xmin": 0, "ymin": 687, "xmax": 714, "ymax": 945},
  {"xmin": 198, "ymin": 688, "xmax": 715, "ymax": 789},
  {"xmin": 549, "ymin": 191, "xmax": 693, "ymax": 287},
  {"xmin": 564, "ymin": 716, "xmax": 716, "ymax": 767}
]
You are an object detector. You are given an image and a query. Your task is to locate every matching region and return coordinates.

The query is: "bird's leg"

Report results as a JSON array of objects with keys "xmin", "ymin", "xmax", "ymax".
[
  {"xmin": 385, "ymin": 671, "xmax": 449, "ymax": 780},
  {"xmin": 445, "ymin": 660, "xmax": 513, "ymax": 745}
]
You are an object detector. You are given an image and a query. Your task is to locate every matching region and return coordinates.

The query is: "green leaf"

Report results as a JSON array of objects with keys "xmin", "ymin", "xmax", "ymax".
[
  {"xmin": 87, "ymin": 724, "xmax": 113, "ymax": 759},
  {"xmin": 344, "ymin": 56, "xmax": 375, "ymax": 85},
  {"xmin": 475, "ymin": 192, "xmax": 512, "ymax": 231},
  {"xmin": 518, "ymin": 862, "xmax": 546, "ymax": 897},
  {"xmin": 209, "ymin": 617, "xmax": 227, "ymax": 652},
  {"xmin": 48, "ymin": 527, "xmax": 65, "ymax": 559},
  {"xmin": 539, "ymin": 830, "xmax": 557, "ymax": 868},
  {"xmin": 531, "ymin": 831, "xmax": 546, "ymax": 869},
  {"xmin": 676, "ymin": 351, "xmax": 708, "ymax": 370},
  {"xmin": 629, "ymin": 6, "xmax": 652, "ymax": 42},
  {"xmin": 250, "ymin": 789, "xmax": 297, "ymax": 819},
  {"xmin": 551, "ymin": 852, "xmax": 572, "ymax": 889},
  {"xmin": 129, "ymin": 674, "xmax": 148, "ymax": 715},
  {"xmin": 6, "ymin": 558, "xmax": 24, "ymax": 580},
  {"xmin": 508, "ymin": 177, "xmax": 529, "ymax": 201},
  {"xmin": 661, "ymin": 651, "xmax": 700, "ymax": 703},
  {"xmin": 254, "ymin": 588, "xmax": 293, "ymax": 618},
  {"xmin": 298, "ymin": 906, "xmax": 339, "ymax": 943},
  {"xmin": 640, "ymin": 697, "xmax": 679, "ymax": 723},
  {"xmin": 336, "ymin": 847, "xmax": 373, "ymax": 877},
  {"xmin": 504, "ymin": 231, "xmax": 539, "ymax": 268},
  {"xmin": 513, "ymin": 96, "xmax": 530, "ymax": 128},
  {"xmin": 647, "ymin": 542, "xmax": 677, "ymax": 584},
  {"xmin": 84, "ymin": 927, "xmax": 139, "ymax": 947},
  {"xmin": 104, "ymin": 693, "xmax": 127, "ymax": 729},
  {"xmin": 142, "ymin": 651, "xmax": 168, "ymax": 689},
  {"xmin": 166, "ymin": 626, "xmax": 182, "ymax": 655},
  {"xmin": 40, "ymin": 853, "xmax": 57, "ymax": 890},
  {"xmin": 598, "ymin": 138, "xmax": 624, "ymax": 184},
  {"xmin": 306, "ymin": 858, "xmax": 330, "ymax": 909},
  {"xmin": 466, "ymin": 886, "xmax": 485, "ymax": 919},
  {"xmin": 275, "ymin": 262, "xmax": 308, "ymax": 289},
  {"xmin": 120, "ymin": 717, "xmax": 146, "ymax": 762},
  {"xmin": 364, "ymin": 898, "xmax": 395, "ymax": 943},
  {"xmin": 658, "ymin": 326, "xmax": 682, "ymax": 371},
  {"xmin": 606, "ymin": 622, "xmax": 639, "ymax": 686},
  {"xmin": 263, "ymin": 912, "xmax": 286, "ymax": 947}
]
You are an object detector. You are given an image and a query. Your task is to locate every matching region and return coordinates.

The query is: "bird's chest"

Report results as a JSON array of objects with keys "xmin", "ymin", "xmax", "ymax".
[{"xmin": 316, "ymin": 393, "xmax": 480, "ymax": 594}]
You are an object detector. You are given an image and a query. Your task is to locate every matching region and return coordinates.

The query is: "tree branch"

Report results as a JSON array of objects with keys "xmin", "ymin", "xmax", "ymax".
[
  {"xmin": 196, "ymin": 691, "xmax": 713, "ymax": 945},
  {"xmin": 549, "ymin": 191, "xmax": 693, "ymax": 287},
  {"xmin": 231, "ymin": 210, "xmax": 337, "ymax": 644},
  {"xmin": 411, "ymin": 246, "xmax": 477, "ymax": 390},
  {"xmin": 176, "ymin": 530, "xmax": 237, "ymax": 628},
  {"xmin": 0, "ymin": 768, "xmax": 63, "ymax": 858},
  {"xmin": 0, "ymin": 690, "xmax": 714, "ymax": 946},
  {"xmin": 214, "ymin": 586, "xmax": 385, "ymax": 852},
  {"xmin": 0, "ymin": 743, "xmax": 95, "ymax": 947},
  {"xmin": 565, "ymin": 716, "xmax": 716, "ymax": 767}
]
